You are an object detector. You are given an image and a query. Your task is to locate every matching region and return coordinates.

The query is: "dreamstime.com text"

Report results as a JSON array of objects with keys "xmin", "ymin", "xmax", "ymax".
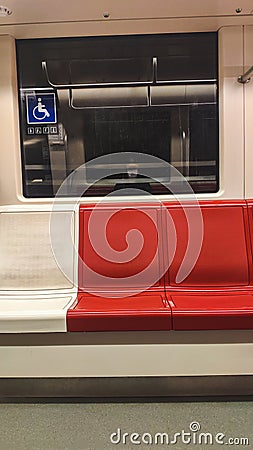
[{"xmin": 110, "ymin": 422, "xmax": 250, "ymax": 446}]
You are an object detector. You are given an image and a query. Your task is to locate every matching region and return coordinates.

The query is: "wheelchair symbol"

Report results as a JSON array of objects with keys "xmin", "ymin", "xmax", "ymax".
[{"xmin": 33, "ymin": 98, "xmax": 50, "ymax": 120}]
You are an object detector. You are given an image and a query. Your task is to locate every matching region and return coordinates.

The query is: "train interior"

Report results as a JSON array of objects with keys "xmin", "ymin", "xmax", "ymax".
[{"xmin": 0, "ymin": 0, "xmax": 253, "ymax": 390}]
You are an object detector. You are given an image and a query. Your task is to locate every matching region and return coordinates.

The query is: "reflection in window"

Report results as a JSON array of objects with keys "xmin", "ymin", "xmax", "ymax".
[{"xmin": 16, "ymin": 33, "xmax": 218, "ymax": 197}]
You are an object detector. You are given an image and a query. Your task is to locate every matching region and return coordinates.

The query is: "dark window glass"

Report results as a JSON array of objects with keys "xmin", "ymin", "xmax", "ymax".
[{"xmin": 16, "ymin": 33, "xmax": 218, "ymax": 198}]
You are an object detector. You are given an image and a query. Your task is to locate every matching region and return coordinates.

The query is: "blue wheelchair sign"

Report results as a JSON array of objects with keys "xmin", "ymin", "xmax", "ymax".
[{"xmin": 26, "ymin": 93, "xmax": 57, "ymax": 125}]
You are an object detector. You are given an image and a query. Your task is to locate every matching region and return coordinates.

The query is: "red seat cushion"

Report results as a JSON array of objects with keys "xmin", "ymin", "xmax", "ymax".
[
  {"xmin": 170, "ymin": 294, "xmax": 253, "ymax": 330},
  {"xmin": 67, "ymin": 294, "xmax": 172, "ymax": 332}
]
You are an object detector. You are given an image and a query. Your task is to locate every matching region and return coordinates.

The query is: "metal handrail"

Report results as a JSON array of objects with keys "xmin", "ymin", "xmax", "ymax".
[
  {"xmin": 238, "ymin": 65, "xmax": 253, "ymax": 84},
  {"xmin": 42, "ymin": 60, "xmax": 216, "ymax": 89},
  {"xmin": 42, "ymin": 60, "xmax": 154, "ymax": 89}
]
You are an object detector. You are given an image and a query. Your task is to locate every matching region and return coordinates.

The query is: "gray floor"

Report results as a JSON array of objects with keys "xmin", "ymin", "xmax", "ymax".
[{"xmin": 0, "ymin": 400, "xmax": 252, "ymax": 450}]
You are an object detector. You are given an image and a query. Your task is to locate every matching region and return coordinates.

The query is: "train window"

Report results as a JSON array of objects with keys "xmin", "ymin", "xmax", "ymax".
[{"xmin": 16, "ymin": 33, "xmax": 218, "ymax": 197}]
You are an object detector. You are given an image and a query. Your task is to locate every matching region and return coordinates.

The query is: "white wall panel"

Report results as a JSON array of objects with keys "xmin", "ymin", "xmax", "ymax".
[
  {"xmin": 1, "ymin": 342, "xmax": 253, "ymax": 377},
  {"xmin": 0, "ymin": 35, "xmax": 22, "ymax": 206},
  {"xmin": 0, "ymin": 30, "xmax": 246, "ymax": 206},
  {"xmin": 218, "ymin": 26, "xmax": 244, "ymax": 199},
  {"xmin": 0, "ymin": 0, "xmax": 253, "ymax": 26},
  {"xmin": 244, "ymin": 26, "xmax": 253, "ymax": 198}
]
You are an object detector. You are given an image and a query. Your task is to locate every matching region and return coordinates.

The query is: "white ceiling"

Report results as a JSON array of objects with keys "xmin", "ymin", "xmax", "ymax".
[{"xmin": 0, "ymin": 0, "xmax": 252, "ymax": 25}]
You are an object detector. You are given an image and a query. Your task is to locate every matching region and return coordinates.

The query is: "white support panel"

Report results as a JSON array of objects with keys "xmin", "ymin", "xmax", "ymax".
[
  {"xmin": 0, "ymin": 35, "xmax": 23, "ymax": 206},
  {"xmin": 244, "ymin": 26, "xmax": 253, "ymax": 198},
  {"xmin": 218, "ymin": 26, "xmax": 244, "ymax": 199},
  {"xmin": 1, "ymin": 342, "xmax": 253, "ymax": 378},
  {"xmin": 0, "ymin": 296, "xmax": 75, "ymax": 333}
]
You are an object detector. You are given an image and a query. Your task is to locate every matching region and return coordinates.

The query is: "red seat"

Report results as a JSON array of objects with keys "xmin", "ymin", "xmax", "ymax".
[
  {"xmin": 66, "ymin": 202, "xmax": 253, "ymax": 332},
  {"xmin": 68, "ymin": 203, "xmax": 171, "ymax": 332},
  {"xmin": 169, "ymin": 294, "xmax": 253, "ymax": 330},
  {"xmin": 67, "ymin": 294, "xmax": 172, "ymax": 332}
]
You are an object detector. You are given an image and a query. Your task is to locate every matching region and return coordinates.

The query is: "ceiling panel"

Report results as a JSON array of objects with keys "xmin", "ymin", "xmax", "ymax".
[{"xmin": 0, "ymin": 0, "xmax": 252, "ymax": 26}]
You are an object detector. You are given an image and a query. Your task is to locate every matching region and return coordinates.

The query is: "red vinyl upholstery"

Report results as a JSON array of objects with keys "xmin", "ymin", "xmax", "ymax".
[{"xmin": 67, "ymin": 201, "xmax": 253, "ymax": 332}]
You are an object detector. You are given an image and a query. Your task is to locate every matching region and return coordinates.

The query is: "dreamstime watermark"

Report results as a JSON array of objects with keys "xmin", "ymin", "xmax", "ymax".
[
  {"xmin": 110, "ymin": 421, "xmax": 250, "ymax": 446},
  {"xmin": 50, "ymin": 152, "xmax": 203, "ymax": 297}
]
